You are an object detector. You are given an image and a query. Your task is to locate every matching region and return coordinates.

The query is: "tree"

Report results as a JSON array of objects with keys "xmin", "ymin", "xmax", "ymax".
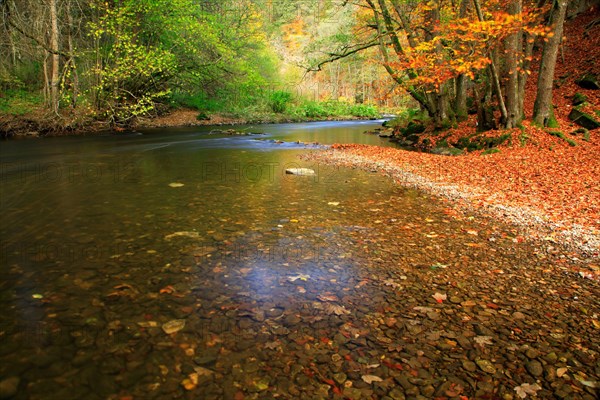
[
  {"xmin": 533, "ymin": 0, "xmax": 568, "ymax": 126},
  {"xmin": 48, "ymin": 0, "xmax": 60, "ymax": 114},
  {"xmin": 307, "ymin": 0, "xmax": 552, "ymax": 131}
]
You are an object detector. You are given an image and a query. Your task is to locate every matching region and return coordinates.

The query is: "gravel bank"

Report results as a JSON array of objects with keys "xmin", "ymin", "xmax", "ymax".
[{"xmin": 304, "ymin": 147, "xmax": 600, "ymax": 259}]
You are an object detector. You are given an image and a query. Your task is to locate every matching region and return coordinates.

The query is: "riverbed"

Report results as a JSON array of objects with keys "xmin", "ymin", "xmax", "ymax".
[{"xmin": 1, "ymin": 121, "xmax": 598, "ymax": 399}]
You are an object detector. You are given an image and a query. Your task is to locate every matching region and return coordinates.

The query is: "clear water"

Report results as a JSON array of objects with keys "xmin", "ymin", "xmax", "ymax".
[{"xmin": 1, "ymin": 121, "xmax": 596, "ymax": 399}]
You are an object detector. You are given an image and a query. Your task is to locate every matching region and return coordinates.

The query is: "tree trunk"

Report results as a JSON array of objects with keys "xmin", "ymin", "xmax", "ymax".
[
  {"xmin": 533, "ymin": 0, "xmax": 568, "ymax": 126},
  {"xmin": 49, "ymin": 0, "xmax": 60, "ymax": 114},
  {"xmin": 454, "ymin": 0, "xmax": 471, "ymax": 121},
  {"xmin": 473, "ymin": 0, "xmax": 508, "ymax": 127},
  {"xmin": 367, "ymin": 0, "xmax": 435, "ymax": 116},
  {"xmin": 518, "ymin": 31, "xmax": 535, "ymax": 118},
  {"xmin": 505, "ymin": 0, "xmax": 522, "ymax": 128},
  {"xmin": 66, "ymin": 0, "xmax": 78, "ymax": 108},
  {"xmin": 455, "ymin": 74, "xmax": 468, "ymax": 121}
]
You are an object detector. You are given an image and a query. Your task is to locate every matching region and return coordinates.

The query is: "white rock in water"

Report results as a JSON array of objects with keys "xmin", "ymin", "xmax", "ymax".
[{"xmin": 285, "ymin": 168, "xmax": 315, "ymax": 176}]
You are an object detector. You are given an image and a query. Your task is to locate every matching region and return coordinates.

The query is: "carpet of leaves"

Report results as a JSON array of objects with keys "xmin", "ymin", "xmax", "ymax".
[{"xmin": 325, "ymin": 13, "xmax": 600, "ymax": 255}]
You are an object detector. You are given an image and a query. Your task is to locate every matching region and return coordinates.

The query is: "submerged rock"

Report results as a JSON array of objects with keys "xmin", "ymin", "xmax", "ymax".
[
  {"xmin": 0, "ymin": 377, "xmax": 19, "ymax": 399},
  {"xmin": 285, "ymin": 168, "xmax": 316, "ymax": 176}
]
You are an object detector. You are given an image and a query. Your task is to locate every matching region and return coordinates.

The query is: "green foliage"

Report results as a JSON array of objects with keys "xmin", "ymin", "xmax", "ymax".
[
  {"xmin": 0, "ymin": 89, "xmax": 43, "ymax": 115},
  {"xmin": 79, "ymin": 0, "xmax": 280, "ymax": 124},
  {"xmin": 290, "ymin": 100, "xmax": 379, "ymax": 119},
  {"xmin": 388, "ymin": 108, "xmax": 430, "ymax": 128},
  {"xmin": 293, "ymin": 101, "xmax": 328, "ymax": 118},
  {"xmin": 348, "ymin": 103, "xmax": 379, "ymax": 118},
  {"xmin": 270, "ymin": 91, "xmax": 293, "ymax": 113}
]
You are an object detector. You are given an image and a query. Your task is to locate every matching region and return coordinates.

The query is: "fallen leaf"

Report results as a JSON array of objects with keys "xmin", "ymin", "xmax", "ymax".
[
  {"xmin": 193, "ymin": 366, "xmax": 213, "ymax": 376},
  {"xmin": 164, "ymin": 231, "xmax": 200, "ymax": 240},
  {"xmin": 288, "ymin": 274, "xmax": 310, "ymax": 282},
  {"xmin": 445, "ymin": 382, "xmax": 464, "ymax": 397},
  {"xmin": 474, "ymin": 336, "xmax": 493, "ymax": 346},
  {"xmin": 383, "ymin": 279, "xmax": 402, "ymax": 289},
  {"xmin": 413, "ymin": 306, "xmax": 435, "ymax": 313},
  {"xmin": 433, "ymin": 292, "xmax": 447, "ymax": 303},
  {"xmin": 181, "ymin": 373, "xmax": 198, "ymax": 390},
  {"xmin": 159, "ymin": 285, "xmax": 175, "ymax": 294},
  {"xmin": 137, "ymin": 321, "xmax": 158, "ymax": 328},
  {"xmin": 514, "ymin": 383, "xmax": 541, "ymax": 398},
  {"xmin": 317, "ymin": 294, "xmax": 339, "ymax": 302},
  {"xmin": 264, "ymin": 341, "xmax": 280, "ymax": 350},
  {"xmin": 323, "ymin": 303, "xmax": 350, "ymax": 315},
  {"xmin": 361, "ymin": 375, "xmax": 383, "ymax": 384}
]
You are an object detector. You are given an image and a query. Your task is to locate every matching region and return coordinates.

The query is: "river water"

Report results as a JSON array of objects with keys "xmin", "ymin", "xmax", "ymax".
[{"xmin": 1, "ymin": 121, "xmax": 598, "ymax": 399}]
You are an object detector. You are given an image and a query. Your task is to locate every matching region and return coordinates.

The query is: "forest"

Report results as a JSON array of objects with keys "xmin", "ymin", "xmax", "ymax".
[
  {"xmin": 1, "ymin": 2, "xmax": 600, "ymax": 399},
  {"xmin": 0, "ymin": 0, "xmax": 599, "ymax": 137}
]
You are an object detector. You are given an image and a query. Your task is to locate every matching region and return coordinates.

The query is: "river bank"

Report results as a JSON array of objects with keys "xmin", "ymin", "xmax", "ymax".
[
  {"xmin": 304, "ymin": 128, "xmax": 600, "ymax": 262},
  {"xmin": 0, "ymin": 107, "xmax": 382, "ymax": 138}
]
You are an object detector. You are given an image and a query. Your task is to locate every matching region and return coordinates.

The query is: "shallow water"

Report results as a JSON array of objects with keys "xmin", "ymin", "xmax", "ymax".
[{"xmin": 1, "ymin": 121, "xmax": 598, "ymax": 399}]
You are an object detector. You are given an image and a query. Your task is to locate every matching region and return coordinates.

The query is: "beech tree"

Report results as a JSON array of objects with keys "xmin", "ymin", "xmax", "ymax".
[
  {"xmin": 533, "ymin": 0, "xmax": 568, "ymax": 126},
  {"xmin": 311, "ymin": 0, "xmax": 558, "ymax": 131}
]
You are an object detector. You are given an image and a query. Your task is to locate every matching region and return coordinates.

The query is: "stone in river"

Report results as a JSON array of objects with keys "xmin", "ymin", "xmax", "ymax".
[
  {"xmin": 526, "ymin": 360, "xmax": 544, "ymax": 377},
  {"xmin": 285, "ymin": 168, "xmax": 315, "ymax": 176},
  {"xmin": 388, "ymin": 388, "xmax": 406, "ymax": 400},
  {"xmin": 462, "ymin": 360, "xmax": 477, "ymax": 372},
  {"xmin": 329, "ymin": 372, "xmax": 345, "ymax": 385},
  {"xmin": 0, "ymin": 377, "xmax": 19, "ymax": 399},
  {"xmin": 476, "ymin": 359, "xmax": 497, "ymax": 374},
  {"xmin": 162, "ymin": 319, "xmax": 185, "ymax": 334}
]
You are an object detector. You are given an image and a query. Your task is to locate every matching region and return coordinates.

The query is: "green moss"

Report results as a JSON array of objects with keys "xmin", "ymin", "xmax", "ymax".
[
  {"xmin": 548, "ymin": 130, "xmax": 577, "ymax": 146},
  {"xmin": 519, "ymin": 133, "xmax": 529, "ymax": 147},
  {"xmin": 571, "ymin": 127, "xmax": 590, "ymax": 142},
  {"xmin": 546, "ymin": 116, "xmax": 559, "ymax": 129},
  {"xmin": 482, "ymin": 148, "xmax": 500, "ymax": 155},
  {"xmin": 572, "ymin": 92, "xmax": 588, "ymax": 106},
  {"xmin": 452, "ymin": 132, "xmax": 510, "ymax": 152}
]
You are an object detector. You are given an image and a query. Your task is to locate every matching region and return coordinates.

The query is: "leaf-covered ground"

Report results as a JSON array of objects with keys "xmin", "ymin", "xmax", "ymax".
[{"xmin": 310, "ymin": 13, "xmax": 600, "ymax": 257}]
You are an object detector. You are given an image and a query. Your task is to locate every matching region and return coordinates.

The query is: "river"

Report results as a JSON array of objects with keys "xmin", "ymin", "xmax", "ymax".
[{"xmin": 0, "ymin": 121, "xmax": 598, "ymax": 399}]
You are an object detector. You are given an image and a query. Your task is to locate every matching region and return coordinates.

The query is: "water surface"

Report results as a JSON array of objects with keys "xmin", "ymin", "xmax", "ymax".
[{"xmin": 1, "ymin": 121, "xmax": 597, "ymax": 400}]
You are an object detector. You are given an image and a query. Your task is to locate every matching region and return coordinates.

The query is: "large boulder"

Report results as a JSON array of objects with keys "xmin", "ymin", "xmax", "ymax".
[
  {"xmin": 572, "ymin": 92, "xmax": 588, "ymax": 106},
  {"xmin": 568, "ymin": 108, "xmax": 600, "ymax": 130},
  {"xmin": 575, "ymin": 73, "xmax": 599, "ymax": 90}
]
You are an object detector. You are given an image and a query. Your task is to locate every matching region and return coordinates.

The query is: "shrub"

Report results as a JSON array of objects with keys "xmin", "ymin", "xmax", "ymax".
[{"xmin": 269, "ymin": 90, "xmax": 293, "ymax": 113}]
